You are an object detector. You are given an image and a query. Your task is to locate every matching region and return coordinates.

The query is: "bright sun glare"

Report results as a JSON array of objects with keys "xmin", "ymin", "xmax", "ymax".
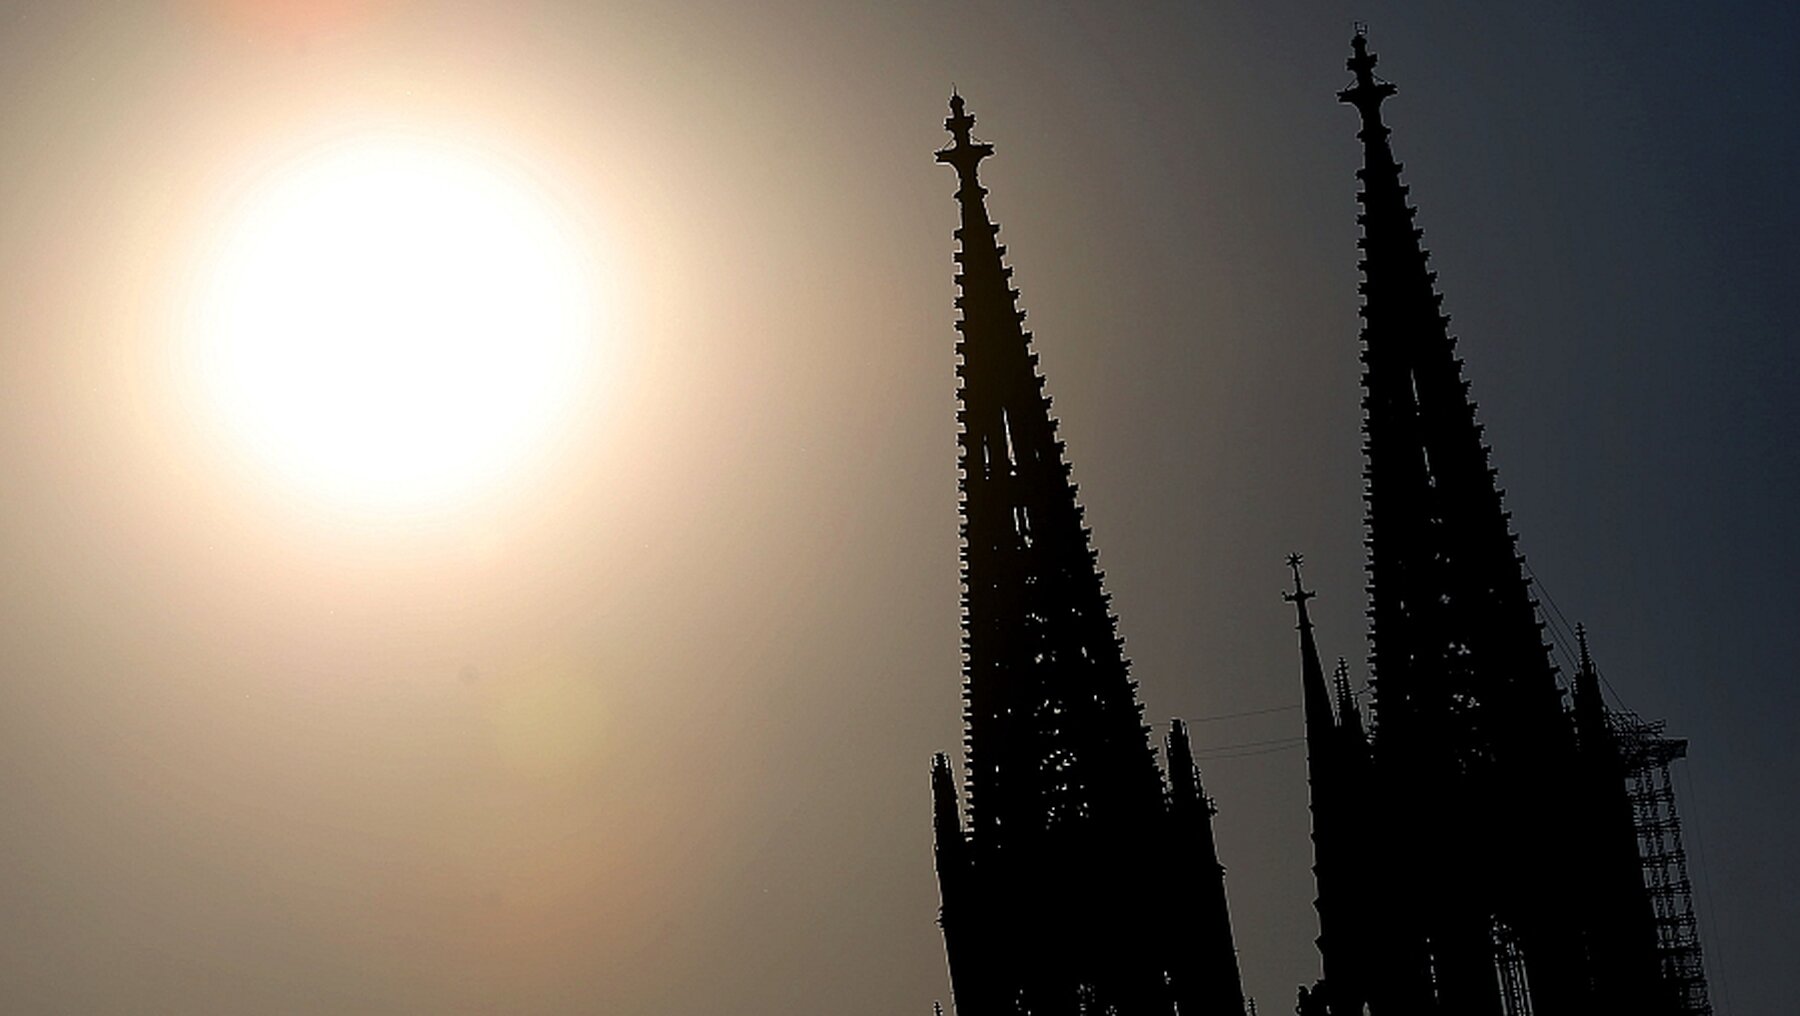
[{"xmin": 193, "ymin": 135, "xmax": 598, "ymax": 512}]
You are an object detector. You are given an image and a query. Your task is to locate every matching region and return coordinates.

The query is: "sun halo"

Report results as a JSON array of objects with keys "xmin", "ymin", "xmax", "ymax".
[{"xmin": 188, "ymin": 133, "xmax": 601, "ymax": 515}]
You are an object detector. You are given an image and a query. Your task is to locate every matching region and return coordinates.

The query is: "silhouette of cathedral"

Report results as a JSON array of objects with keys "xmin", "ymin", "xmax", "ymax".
[
  {"xmin": 925, "ymin": 30, "xmax": 1710, "ymax": 1016},
  {"xmin": 1286, "ymin": 32, "xmax": 1712, "ymax": 1016},
  {"xmin": 928, "ymin": 94, "xmax": 1248, "ymax": 1016}
]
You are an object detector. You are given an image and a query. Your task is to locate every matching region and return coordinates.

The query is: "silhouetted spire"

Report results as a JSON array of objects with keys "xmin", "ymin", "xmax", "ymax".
[
  {"xmin": 936, "ymin": 86, "xmax": 1161, "ymax": 851},
  {"xmin": 1345, "ymin": 27, "xmax": 1560, "ymax": 768},
  {"xmin": 1326, "ymin": 31, "xmax": 1687, "ymax": 1016},
  {"xmin": 929, "ymin": 92, "xmax": 1242, "ymax": 1015},
  {"xmin": 1575, "ymin": 624, "xmax": 1597, "ymax": 694},
  {"xmin": 1342, "ymin": 28, "xmax": 1571, "ymax": 1013},
  {"xmin": 1571, "ymin": 623, "xmax": 1609, "ymax": 752},
  {"xmin": 1285, "ymin": 554, "xmax": 1334, "ymax": 742},
  {"xmin": 1166, "ymin": 719, "xmax": 1213, "ymax": 821},
  {"xmin": 1564, "ymin": 625, "xmax": 1681, "ymax": 1013},
  {"xmin": 1165, "ymin": 720, "xmax": 1248, "ymax": 1016},
  {"xmin": 1286, "ymin": 558, "xmax": 1368, "ymax": 1016}
]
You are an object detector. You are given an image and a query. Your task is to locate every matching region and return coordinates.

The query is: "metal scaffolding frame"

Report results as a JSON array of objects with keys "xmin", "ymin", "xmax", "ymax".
[{"xmin": 1613, "ymin": 713, "xmax": 1713, "ymax": 1016}]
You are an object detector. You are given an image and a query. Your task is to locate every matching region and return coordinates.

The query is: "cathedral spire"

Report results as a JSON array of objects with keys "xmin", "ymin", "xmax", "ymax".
[
  {"xmin": 1341, "ymin": 30, "xmax": 1566, "ymax": 1011},
  {"xmin": 1285, "ymin": 554, "xmax": 1334, "ymax": 742},
  {"xmin": 929, "ymin": 92, "xmax": 1240, "ymax": 1015},
  {"xmin": 1331, "ymin": 31, "xmax": 1667, "ymax": 1015},
  {"xmin": 1343, "ymin": 28, "xmax": 1560, "ymax": 766},
  {"xmin": 936, "ymin": 91, "xmax": 1160, "ymax": 849}
]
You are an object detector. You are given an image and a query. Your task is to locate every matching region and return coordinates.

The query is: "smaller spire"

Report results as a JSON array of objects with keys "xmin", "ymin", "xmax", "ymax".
[
  {"xmin": 1287, "ymin": 554, "xmax": 1338, "ymax": 743},
  {"xmin": 1570, "ymin": 623, "xmax": 1611, "ymax": 753},
  {"xmin": 1167, "ymin": 718, "xmax": 1214, "ymax": 816}
]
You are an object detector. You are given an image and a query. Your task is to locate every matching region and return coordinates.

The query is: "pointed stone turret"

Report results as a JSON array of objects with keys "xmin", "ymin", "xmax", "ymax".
[
  {"xmin": 1286, "ymin": 557, "xmax": 1367, "ymax": 1016},
  {"xmin": 1572, "ymin": 624, "xmax": 1608, "ymax": 748},
  {"xmin": 1165, "ymin": 720, "xmax": 1248, "ymax": 1016},
  {"xmin": 1563, "ymin": 625, "xmax": 1676, "ymax": 1013}
]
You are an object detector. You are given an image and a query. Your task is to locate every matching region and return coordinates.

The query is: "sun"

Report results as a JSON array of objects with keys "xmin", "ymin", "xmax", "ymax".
[{"xmin": 190, "ymin": 133, "xmax": 599, "ymax": 512}]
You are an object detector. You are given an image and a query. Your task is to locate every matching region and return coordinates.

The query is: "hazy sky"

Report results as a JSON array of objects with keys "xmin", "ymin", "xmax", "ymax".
[{"xmin": 0, "ymin": 2, "xmax": 1794, "ymax": 1013}]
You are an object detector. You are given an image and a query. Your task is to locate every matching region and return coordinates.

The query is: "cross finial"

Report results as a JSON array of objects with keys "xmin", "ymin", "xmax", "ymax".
[
  {"xmin": 1340, "ymin": 26, "xmax": 1397, "ymax": 115},
  {"xmin": 936, "ymin": 90, "xmax": 993, "ymax": 178},
  {"xmin": 1283, "ymin": 553, "xmax": 1315, "ymax": 605}
]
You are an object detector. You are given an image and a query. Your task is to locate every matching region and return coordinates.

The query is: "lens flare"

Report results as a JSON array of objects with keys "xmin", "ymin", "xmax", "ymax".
[{"xmin": 190, "ymin": 134, "xmax": 598, "ymax": 512}]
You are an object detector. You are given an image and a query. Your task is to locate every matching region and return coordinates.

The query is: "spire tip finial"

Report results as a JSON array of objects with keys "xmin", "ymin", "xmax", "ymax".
[
  {"xmin": 1284, "ymin": 553, "xmax": 1315, "ymax": 604},
  {"xmin": 937, "ymin": 89, "xmax": 990, "ymax": 173},
  {"xmin": 1341, "ymin": 24, "xmax": 1395, "ymax": 110}
]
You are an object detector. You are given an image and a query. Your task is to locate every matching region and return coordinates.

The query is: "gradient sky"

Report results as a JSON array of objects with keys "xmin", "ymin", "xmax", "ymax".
[{"xmin": 0, "ymin": 2, "xmax": 1794, "ymax": 1013}]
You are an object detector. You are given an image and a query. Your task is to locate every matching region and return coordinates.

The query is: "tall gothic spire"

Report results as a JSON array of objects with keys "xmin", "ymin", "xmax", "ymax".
[
  {"xmin": 1320, "ymin": 31, "xmax": 1691, "ymax": 1015},
  {"xmin": 930, "ymin": 92, "xmax": 1243, "ymax": 1016},
  {"xmin": 937, "ymin": 91, "xmax": 1162, "ymax": 851},
  {"xmin": 1343, "ymin": 31, "xmax": 1566, "ymax": 1010},
  {"xmin": 1345, "ymin": 29, "xmax": 1562, "ymax": 771}
]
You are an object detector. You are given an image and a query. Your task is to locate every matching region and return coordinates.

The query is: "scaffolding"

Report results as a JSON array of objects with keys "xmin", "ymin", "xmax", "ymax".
[
  {"xmin": 1490, "ymin": 917, "xmax": 1534, "ymax": 1016},
  {"xmin": 1612, "ymin": 714, "xmax": 1712, "ymax": 1016}
]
